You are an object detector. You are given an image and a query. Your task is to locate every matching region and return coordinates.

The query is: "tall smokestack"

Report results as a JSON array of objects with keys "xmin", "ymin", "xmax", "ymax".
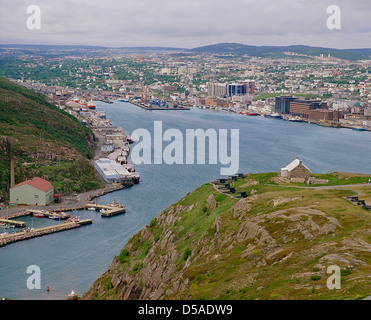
[{"xmin": 10, "ymin": 157, "xmax": 15, "ymax": 187}]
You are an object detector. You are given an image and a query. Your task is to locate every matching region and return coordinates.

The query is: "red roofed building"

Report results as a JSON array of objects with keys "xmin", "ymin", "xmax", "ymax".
[{"xmin": 10, "ymin": 177, "xmax": 54, "ymax": 206}]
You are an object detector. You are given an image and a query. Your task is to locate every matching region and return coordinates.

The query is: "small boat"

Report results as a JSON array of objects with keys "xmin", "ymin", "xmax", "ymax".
[
  {"xmin": 87, "ymin": 101, "xmax": 96, "ymax": 109},
  {"xmin": 33, "ymin": 212, "xmax": 44, "ymax": 218},
  {"xmin": 109, "ymin": 198, "xmax": 123, "ymax": 208},
  {"xmin": 264, "ymin": 113, "xmax": 282, "ymax": 119},
  {"xmin": 288, "ymin": 116, "xmax": 304, "ymax": 122},
  {"xmin": 352, "ymin": 126, "xmax": 365, "ymax": 131},
  {"xmin": 87, "ymin": 207, "xmax": 96, "ymax": 211},
  {"xmin": 48, "ymin": 215, "xmax": 61, "ymax": 220},
  {"xmin": 67, "ymin": 216, "xmax": 80, "ymax": 223}
]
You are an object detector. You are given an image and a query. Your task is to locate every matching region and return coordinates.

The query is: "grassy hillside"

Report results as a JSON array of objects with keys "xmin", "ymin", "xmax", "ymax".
[
  {"xmin": 189, "ymin": 43, "xmax": 370, "ymax": 61},
  {"xmin": 83, "ymin": 172, "xmax": 371, "ymax": 300},
  {"xmin": 0, "ymin": 77, "xmax": 104, "ymax": 202}
]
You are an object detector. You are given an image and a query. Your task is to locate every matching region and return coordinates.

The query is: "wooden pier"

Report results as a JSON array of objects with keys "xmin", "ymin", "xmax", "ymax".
[
  {"xmin": 0, "ymin": 219, "xmax": 92, "ymax": 248},
  {"xmin": 85, "ymin": 203, "xmax": 126, "ymax": 217}
]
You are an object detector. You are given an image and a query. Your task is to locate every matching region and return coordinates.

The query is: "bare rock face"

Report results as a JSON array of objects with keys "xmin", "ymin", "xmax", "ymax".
[{"xmin": 206, "ymin": 194, "xmax": 218, "ymax": 211}]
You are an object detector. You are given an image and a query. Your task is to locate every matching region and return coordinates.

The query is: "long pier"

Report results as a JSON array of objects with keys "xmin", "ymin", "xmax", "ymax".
[
  {"xmin": 27, "ymin": 209, "xmax": 70, "ymax": 220},
  {"xmin": 0, "ymin": 219, "xmax": 92, "ymax": 248},
  {"xmin": 0, "ymin": 218, "xmax": 26, "ymax": 227},
  {"xmin": 85, "ymin": 203, "xmax": 126, "ymax": 217},
  {"xmin": 129, "ymin": 100, "xmax": 190, "ymax": 111}
]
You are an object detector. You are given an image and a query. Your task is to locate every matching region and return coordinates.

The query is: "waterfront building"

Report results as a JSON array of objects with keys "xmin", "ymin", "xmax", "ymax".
[
  {"xmin": 94, "ymin": 158, "xmax": 132, "ymax": 183},
  {"xmin": 101, "ymin": 141, "xmax": 115, "ymax": 153},
  {"xmin": 281, "ymin": 157, "xmax": 312, "ymax": 182},
  {"xmin": 207, "ymin": 82, "xmax": 228, "ymax": 97},
  {"xmin": 275, "ymin": 95, "xmax": 296, "ymax": 114},
  {"xmin": 308, "ymin": 109, "xmax": 343, "ymax": 122},
  {"xmin": 9, "ymin": 177, "xmax": 54, "ymax": 206},
  {"xmin": 289, "ymin": 99, "xmax": 324, "ymax": 119}
]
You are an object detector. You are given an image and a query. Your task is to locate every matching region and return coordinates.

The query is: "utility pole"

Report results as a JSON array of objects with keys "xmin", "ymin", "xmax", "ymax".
[{"xmin": 10, "ymin": 157, "xmax": 15, "ymax": 188}]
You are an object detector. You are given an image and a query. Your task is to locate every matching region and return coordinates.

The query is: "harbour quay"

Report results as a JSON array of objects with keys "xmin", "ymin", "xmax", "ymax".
[
  {"xmin": 85, "ymin": 203, "xmax": 126, "ymax": 217},
  {"xmin": 0, "ymin": 218, "xmax": 92, "ymax": 248},
  {"xmin": 94, "ymin": 158, "xmax": 139, "ymax": 186}
]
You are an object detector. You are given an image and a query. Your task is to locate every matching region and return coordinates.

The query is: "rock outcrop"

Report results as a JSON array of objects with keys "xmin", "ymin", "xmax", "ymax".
[{"xmin": 83, "ymin": 176, "xmax": 371, "ymax": 300}]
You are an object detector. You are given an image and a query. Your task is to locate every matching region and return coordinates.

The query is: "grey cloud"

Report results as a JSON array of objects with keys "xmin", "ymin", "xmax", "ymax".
[{"xmin": 0, "ymin": 0, "xmax": 370, "ymax": 48}]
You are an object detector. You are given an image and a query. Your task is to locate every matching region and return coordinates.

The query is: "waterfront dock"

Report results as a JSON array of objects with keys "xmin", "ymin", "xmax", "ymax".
[
  {"xmin": 0, "ymin": 219, "xmax": 92, "ymax": 248},
  {"xmin": 85, "ymin": 203, "xmax": 126, "ymax": 217},
  {"xmin": 129, "ymin": 99, "xmax": 190, "ymax": 110},
  {"xmin": 0, "ymin": 218, "xmax": 26, "ymax": 227},
  {"xmin": 27, "ymin": 209, "xmax": 70, "ymax": 220}
]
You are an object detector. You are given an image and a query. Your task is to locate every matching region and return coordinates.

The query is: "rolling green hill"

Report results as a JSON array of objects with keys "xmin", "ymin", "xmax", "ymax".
[
  {"xmin": 83, "ymin": 172, "xmax": 371, "ymax": 300},
  {"xmin": 189, "ymin": 43, "xmax": 371, "ymax": 61},
  {"xmin": 0, "ymin": 77, "xmax": 103, "ymax": 202}
]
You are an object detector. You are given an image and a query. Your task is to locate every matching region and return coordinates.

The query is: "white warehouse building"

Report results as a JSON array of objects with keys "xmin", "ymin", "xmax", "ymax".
[{"xmin": 94, "ymin": 158, "xmax": 132, "ymax": 183}]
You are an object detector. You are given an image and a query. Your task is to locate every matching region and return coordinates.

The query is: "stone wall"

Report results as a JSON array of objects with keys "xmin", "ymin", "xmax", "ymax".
[{"xmin": 289, "ymin": 164, "xmax": 311, "ymax": 181}]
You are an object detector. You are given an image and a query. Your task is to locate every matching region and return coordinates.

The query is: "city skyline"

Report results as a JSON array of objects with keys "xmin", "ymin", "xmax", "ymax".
[{"xmin": 0, "ymin": 0, "xmax": 370, "ymax": 49}]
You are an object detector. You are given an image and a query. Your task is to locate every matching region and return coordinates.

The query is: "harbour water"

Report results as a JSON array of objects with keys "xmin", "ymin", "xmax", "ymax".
[{"xmin": 1, "ymin": 101, "xmax": 371, "ymax": 300}]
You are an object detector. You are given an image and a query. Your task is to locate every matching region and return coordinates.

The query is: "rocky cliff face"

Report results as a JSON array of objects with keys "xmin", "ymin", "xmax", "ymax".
[{"xmin": 83, "ymin": 173, "xmax": 371, "ymax": 300}]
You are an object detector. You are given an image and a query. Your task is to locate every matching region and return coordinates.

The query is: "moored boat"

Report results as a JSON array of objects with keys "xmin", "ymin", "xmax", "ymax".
[
  {"xmin": 67, "ymin": 216, "xmax": 80, "ymax": 223},
  {"xmin": 48, "ymin": 214, "xmax": 61, "ymax": 220},
  {"xmin": 264, "ymin": 113, "xmax": 282, "ymax": 119},
  {"xmin": 33, "ymin": 212, "xmax": 44, "ymax": 218},
  {"xmin": 108, "ymin": 198, "xmax": 123, "ymax": 208},
  {"xmin": 352, "ymin": 126, "xmax": 365, "ymax": 131}
]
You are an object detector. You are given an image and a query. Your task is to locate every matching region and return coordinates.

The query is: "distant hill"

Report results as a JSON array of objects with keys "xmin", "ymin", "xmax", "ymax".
[
  {"xmin": 189, "ymin": 43, "xmax": 371, "ymax": 61},
  {"xmin": 0, "ymin": 78, "xmax": 103, "ymax": 201},
  {"xmin": 0, "ymin": 44, "xmax": 185, "ymax": 56},
  {"xmin": 1, "ymin": 43, "xmax": 369, "ymax": 60}
]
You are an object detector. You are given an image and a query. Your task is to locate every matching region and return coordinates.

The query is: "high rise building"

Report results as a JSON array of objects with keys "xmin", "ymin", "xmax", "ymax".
[
  {"xmin": 275, "ymin": 95, "xmax": 296, "ymax": 114},
  {"xmin": 227, "ymin": 80, "xmax": 255, "ymax": 98},
  {"xmin": 207, "ymin": 82, "xmax": 227, "ymax": 97},
  {"xmin": 228, "ymin": 83, "xmax": 246, "ymax": 97}
]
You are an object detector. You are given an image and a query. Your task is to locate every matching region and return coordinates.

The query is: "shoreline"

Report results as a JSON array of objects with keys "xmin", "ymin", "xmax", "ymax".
[{"xmin": 196, "ymin": 105, "xmax": 371, "ymax": 132}]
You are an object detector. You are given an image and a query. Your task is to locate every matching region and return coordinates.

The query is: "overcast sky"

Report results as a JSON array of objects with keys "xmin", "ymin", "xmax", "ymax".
[{"xmin": 0, "ymin": 0, "xmax": 370, "ymax": 49}]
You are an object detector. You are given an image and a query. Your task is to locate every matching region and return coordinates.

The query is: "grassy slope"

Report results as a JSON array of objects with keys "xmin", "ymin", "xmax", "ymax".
[
  {"xmin": 0, "ymin": 77, "xmax": 103, "ymax": 200},
  {"xmin": 84, "ymin": 172, "xmax": 371, "ymax": 300}
]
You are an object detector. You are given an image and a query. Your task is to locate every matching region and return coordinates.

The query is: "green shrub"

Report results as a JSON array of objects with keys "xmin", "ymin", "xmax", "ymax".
[
  {"xmin": 149, "ymin": 218, "xmax": 157, "ymax": 228},
  {"xmin": 105, "ymin": 277, "xmax": 113, "ymax": 290},
  {"xmin": 183, "ymin": 247, "xmax": 192, "ymax": 261},
  {"xmin": 117, "ymin": 248, "xmax": 130, "ymax": 264},
  {"xmin": 132, "ymin": 262, "xmax": 143, "ymax": 274},
  {"xmin": 341, "ymin": 269, "xmax": 352, "ymax": 277}
]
